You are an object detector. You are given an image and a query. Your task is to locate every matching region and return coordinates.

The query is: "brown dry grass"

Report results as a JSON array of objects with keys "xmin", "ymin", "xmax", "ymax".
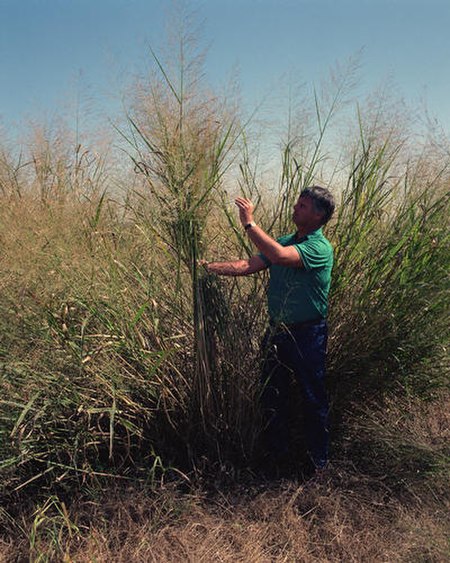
[
  {"xmin": 5, "ymin": 468, "xmax": 447, "ymax": 563},
  {"xmin": 4, "ymin": 389, "xmax": 449, "ymax": 563}
]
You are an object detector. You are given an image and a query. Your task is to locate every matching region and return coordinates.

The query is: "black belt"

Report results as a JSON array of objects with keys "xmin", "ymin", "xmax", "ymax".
[{"xmin": 269, "ymin": 317, "xmax": 325, "ymax": 330}]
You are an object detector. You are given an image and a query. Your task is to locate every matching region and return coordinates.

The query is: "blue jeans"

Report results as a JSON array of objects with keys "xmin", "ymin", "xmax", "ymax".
[{"xmin": 260, "ymin": 320, "xmax": 329, "ymax": 469}]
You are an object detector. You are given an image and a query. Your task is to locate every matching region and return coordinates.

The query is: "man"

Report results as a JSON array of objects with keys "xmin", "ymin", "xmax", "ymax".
[{"xmin": 203, "ymin": 186, "xmax": 335, "ymax": 475}]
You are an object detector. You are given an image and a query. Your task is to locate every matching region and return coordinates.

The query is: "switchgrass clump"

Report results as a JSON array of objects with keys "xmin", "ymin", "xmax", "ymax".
[
  {"xmin": 118, "ymin": 22, "xmax": 268, "ymax": 468},
  {"xmin": 328, "ymin": 133, "xmax": 449, "ymax": 399},
  {"xmin": 0, "ymin": 132, "xmax": 183, "ymax": 497}
]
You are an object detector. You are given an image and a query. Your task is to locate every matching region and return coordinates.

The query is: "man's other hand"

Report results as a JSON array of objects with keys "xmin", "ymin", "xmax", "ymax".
[{"xmin": 198, "ymin": 259, "xmax": 210, "ymax": 272}]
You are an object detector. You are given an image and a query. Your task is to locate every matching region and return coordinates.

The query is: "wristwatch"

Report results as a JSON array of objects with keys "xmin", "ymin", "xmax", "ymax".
[{"xmin": 244, "ymin": 221, "xmax": 256, "ymax": 231}]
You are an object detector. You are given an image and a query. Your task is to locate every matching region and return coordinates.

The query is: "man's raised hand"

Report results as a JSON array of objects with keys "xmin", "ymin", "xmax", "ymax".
[{"xmin": 235, "ymin": 197, "xmax": 255, "ymax": 227}]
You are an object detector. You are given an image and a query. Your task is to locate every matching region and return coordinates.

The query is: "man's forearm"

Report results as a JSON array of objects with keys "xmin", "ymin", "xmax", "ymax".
[
  {"xmin": 246, "ymin": 225, "xmax": 284, "ymax": 262},
  {"xmin": 206, "ymin": 259, "xmax": 255, "ymax": 276}
]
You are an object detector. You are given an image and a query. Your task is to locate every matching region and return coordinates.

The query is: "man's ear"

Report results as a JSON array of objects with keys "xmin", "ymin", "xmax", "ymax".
[{"xmin": 315, "ymin": 210, "xmax": 325, "ymax": 222}]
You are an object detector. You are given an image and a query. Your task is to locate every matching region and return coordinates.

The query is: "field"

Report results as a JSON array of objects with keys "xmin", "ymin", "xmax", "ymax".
[{"xmin": 0, "ymin": 26, "xmax": 449, "ymax": 562}]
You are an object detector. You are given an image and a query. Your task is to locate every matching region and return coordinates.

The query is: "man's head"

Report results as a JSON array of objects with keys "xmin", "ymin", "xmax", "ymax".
[{"xmin": 293, "ymin": 186, "xmax": 335, "ymax": 230}]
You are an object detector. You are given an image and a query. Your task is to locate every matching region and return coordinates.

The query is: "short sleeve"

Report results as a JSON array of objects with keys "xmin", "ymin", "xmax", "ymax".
[
  {"xmin": 295, "ymin": 239, "xmax": 331, "ymax": 271},
  {"xmin": 258, "ymin": 252, "xmax": 272, "ymax": 267},
  {"xmin": 258, "ymin": 234, "xmax": 293, "ymax": 267}
]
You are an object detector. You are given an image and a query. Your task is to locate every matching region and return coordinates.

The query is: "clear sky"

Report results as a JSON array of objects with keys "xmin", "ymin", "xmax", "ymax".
[{"xmin": 1, "ymin": 0, "xmax": 449, "ymax": 138}]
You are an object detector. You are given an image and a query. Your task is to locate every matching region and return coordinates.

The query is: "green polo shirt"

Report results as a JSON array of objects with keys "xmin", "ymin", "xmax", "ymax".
[{"xmin": 260, "ymin": 228, "xmax": 333, "ymax": 324}]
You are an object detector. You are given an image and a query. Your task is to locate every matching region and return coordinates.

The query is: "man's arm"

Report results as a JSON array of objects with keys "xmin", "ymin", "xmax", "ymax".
[
  {"xmin": 204, "ymin": 255, "xmax": 268, "ymax": 276},
  {"xmin": 235, "ymin": 198, "xmax": 303, "ymax": 268}
]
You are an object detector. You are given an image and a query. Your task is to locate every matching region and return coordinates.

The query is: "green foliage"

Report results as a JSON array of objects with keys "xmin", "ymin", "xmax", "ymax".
[
  {"xmin": 0, "ymin": 37, "xmax": 448, "ymax": 506},
  {"xmin": 328, "ymin": 135, "xmax": 449, "ymax": 399}
]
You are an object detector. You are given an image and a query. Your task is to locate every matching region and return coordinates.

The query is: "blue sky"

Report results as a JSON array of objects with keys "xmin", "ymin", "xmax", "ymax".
[{"xmin": 1, "ymin": 0, "xmax": 449, "ymax": 137}]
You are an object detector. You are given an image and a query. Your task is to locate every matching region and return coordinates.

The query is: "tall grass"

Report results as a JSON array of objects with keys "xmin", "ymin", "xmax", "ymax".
[
  {"xmin": 0, "ymin": 35, "xmax": 448, "ymax": 513},
  {"xmin": 329, "ymin": 132, "xmax": 449, "ymax": 395}
]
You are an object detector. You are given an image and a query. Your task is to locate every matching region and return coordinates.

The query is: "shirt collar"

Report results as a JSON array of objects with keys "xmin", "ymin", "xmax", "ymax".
[{"xmin": 294, "ymin": 227, "xmax": 323, "ymax": 242}]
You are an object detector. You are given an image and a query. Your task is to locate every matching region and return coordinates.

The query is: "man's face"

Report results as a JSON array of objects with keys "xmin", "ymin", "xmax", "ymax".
[{"xmin": 292, "ymin": 195, "xmax": 323, "ymax": 227}]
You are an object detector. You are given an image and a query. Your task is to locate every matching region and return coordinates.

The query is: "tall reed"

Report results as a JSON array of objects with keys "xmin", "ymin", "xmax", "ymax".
[{"xmin": 117, "ymin": 24, "xmax": 251, "ymax": 465}]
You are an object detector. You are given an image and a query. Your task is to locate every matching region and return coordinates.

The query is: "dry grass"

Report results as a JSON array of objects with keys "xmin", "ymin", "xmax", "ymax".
[
  {"xmin": 1, "ymin": 394, "xmax": 447, "ymax": 562},
  {"xmin": 5, "ymin": 469, "xmax": 448, "ymax": 562}
]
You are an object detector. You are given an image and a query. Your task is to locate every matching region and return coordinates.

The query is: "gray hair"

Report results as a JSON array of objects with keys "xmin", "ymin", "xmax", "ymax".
[{"xmin": 300, "ymin": 186, "xmax": 335, "ymax": 225}]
